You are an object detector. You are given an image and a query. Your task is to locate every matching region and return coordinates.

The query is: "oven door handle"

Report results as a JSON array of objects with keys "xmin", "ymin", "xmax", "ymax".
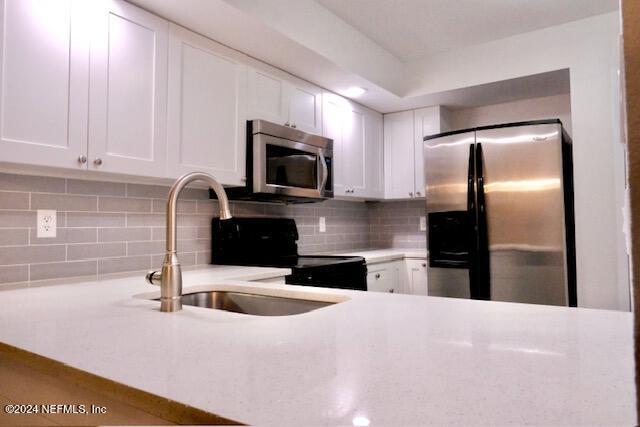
[{"xmin": 318, "ymin": 151, "xmax": 328, "ymax": 193}]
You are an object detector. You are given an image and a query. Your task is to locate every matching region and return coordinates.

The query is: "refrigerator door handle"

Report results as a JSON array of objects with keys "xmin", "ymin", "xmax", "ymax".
[
  {"xmin": 467, "ymin": 144, "xmax": 478, "ymax": 296},
  {"xmin": 475, "ymin": 143, "xmax": 491, "ymax": 300}
]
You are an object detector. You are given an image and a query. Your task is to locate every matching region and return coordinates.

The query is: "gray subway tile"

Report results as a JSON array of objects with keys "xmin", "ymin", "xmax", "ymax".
[
  {"xmin": 67, "ymin": 243, "xmax": 126, "ymax": 261},
  {"xmin": 0, "ymin": 265, "xmax": 28, "ymax": 284},
  {"xmin": 29, "ymin": 228, "xmax": 97, "ymax": 245},
  {"xmin": 126, "ymin": 183, "xmax": 169, "ymax": 199},
  {"xmin": 0, "ymin": 173, "xmax": 66, "ymax": 193},
  {"xmin": 98, "ymin": 227, "xmax": 151, "ymax": 242},
  {"xmin": 0, "ymin": 245, "xmax": 65, "ymax": 265},
  {"xmin": 0, "ymin": 191, "xmax": 29, "ymax": 210},
  {"xmin": 30, "ymin": 261, "xmax": 96, "ymax": 281},
  {"xmin": 66, "ymin": 212, "xmax": 125, "ymax": 227},
  {"xmin": 127, "ymin": 241, "xmax": 165, "ymax": 256},
  {"xmin": 67, "ymin": 179, "xmax": 125, "ymax": 196},
  {"xmin": 98, "ymin": 256, "xmax": 150, "ymax": 275},
  {"xmin": 126, "ymin": 213, "xmax": 165, "ymax": 227},
  {"xmin": 0, "ymin": 211, "xmax": 36, "ymax": 228},
  {"xmin": 99, "ymin": 196, "xmax": 151, "ymax": 213},
  {"xmin": 31, "ymin": 193, "xmax": 97, "ymax": 212},
  {"xmin": 0, "ymin": 229, "xmax": 28, "ymax": 245},
  {"xmin": 196, "ymin": 251, "xmax": 211, "ymax": 265},
  {"xmin": 152, "ymin": 199, "xmax": 196, "ymax": 213}
]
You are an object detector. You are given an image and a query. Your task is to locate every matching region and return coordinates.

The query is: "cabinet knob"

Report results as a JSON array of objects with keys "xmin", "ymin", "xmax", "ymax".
[
  {"xmin": 284, "ymin": 122, "xmax": 290, "ymax": 127},
  {"xmin": 422, "ymin": 263, "xmax": 427, "ymax": 267},
  {"xmin": 291, "ymin": 123, "xmax": 297, "ymax": 128},
  {"xmin": 93, "ymin": 158, "xmax": 103, "ymax": 166},
  {"xmin": 77, "ymin": 155, "xmax": 87, "ymax": 164},
  {"xmin": 374, "ymin": 273, "xmax": 381, "ymax": 279},
  {"xmin": 416, "ymin": 191, "xmax": 421, "ymax": 196},
  {"xmin": 389, "ymin": 289, "xmax": 395, "ymax": 293},
  {"xmin": 409, "ymin": 192, "xmax": 413, "ymax": 197}
]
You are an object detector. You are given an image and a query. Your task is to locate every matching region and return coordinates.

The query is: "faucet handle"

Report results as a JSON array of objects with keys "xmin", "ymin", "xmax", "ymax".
[{"xmin": 146, "ymin": 270, "xmax": 162, "ymax": 286}]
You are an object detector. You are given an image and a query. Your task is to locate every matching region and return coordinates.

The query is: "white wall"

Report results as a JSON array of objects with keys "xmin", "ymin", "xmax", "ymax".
[
  {"xmin": 407, "ymin": 12, "xmax": 628, "ymax": 311},
  {"xmin": 449, "ymin": 94, "xmax": 572, "ymax": 135}
]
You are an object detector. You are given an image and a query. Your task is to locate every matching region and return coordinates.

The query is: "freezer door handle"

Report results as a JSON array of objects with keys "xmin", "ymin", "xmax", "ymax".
[
  {"xmin": 467, "ymin": 144, "xmax": 478, "ymax": 294},
  {"xmin": 475, "ymin": 143, "xmax": 491, "ymax": 300}
]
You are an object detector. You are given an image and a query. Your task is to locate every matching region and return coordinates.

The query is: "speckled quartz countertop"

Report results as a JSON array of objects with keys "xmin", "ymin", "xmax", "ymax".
[
  {"xmin": 334, "ymin": 248, "xmax": 427, "ymax": 264},
  {"xmin": 0, "ymin": 265, "xmax": 635, "ymax": 425}
]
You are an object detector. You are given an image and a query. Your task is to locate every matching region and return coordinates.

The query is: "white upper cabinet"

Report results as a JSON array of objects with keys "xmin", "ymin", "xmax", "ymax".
[
  {"xmin": 247, "ymin": 59, "xmax": 322, "ymax": 135},
  {"xmin": 384, "ymin": 106, "xmax": 450, "ymax": 199},
  {"xmin": 384, "ymin": 110, "xmax": 415, "ymax": 199},
  {"xmin": 286, "ymin": 79, "xmax": 322, "ymax": 135},
  {"xmin": 87, "ymin": 0, "xmax": 168, "ymax": 177},
  {"xmin": 166, "ymin": 24, "xmax": 247, "ymax": 186},
  {"xmin": 322, "ymin": 92, "xmax": 383, "ymax": 199},
  {"xmin": 413, "ymin": 106, "xmax": 450, "ymax": 197},
  {"xmin": 0, "ymin": 0, "xmax": 90, "ymax": 169},
  {"xmin": 364, "ymin": 108, "xmax": 384, "ymax": 199}
]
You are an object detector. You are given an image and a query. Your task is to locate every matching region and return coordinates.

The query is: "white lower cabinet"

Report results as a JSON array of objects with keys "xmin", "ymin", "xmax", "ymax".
[
  {"xmin": 366, "ymin": 258, "xmax": 428, "ymax": 295},
  {"xmin": 405, "ymin": 259, "xmax": 429, "ymax": 295},
  {"xmin": 367, "ymin": 261, "xmax": 401, "ymax": 293}
]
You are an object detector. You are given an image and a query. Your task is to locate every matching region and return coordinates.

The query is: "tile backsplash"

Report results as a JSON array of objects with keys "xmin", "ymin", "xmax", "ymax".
[
  {"xmin": 368, "ymin": 200, "xmax": 427, "ymax": 249},
  {"xmin": 0, "ymin": 172, "xmax": 399, "ymax": 287}
]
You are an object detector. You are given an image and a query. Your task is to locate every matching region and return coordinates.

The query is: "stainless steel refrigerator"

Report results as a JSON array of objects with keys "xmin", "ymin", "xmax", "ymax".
[{"xmin": 423, "ymin": 120, "xmax": 576, "ymax": 306}]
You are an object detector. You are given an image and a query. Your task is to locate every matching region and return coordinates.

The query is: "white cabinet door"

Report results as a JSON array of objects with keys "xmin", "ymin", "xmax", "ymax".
[
  {"xmin": 248, "ymin": 60, "xmax": 322, "ymax": 135},
  {"xmin": 384, "ymin": 110, "xmax": 415, "ymax": 199},
  {"xmin": 247, "ymin": 61, "xmax": 288, "ymax": 125},
  {"xmin": 342, "ymin": 102, "xmax": 366, "ymax": 196},
  {"xmin": 166, "ymin": 24, "xmax": 247, "ymax": 186},
  {"xmin": 364, "ymin": 108, "xmax": 384, "ymax": 199},
  {"xmin": 414, "ymin": 106, "xmax": 450, "ymax": 198},
  {"xmin": 88, "ymin": 0, "xmax": 168, "ymax": 177},
  {"xmin": 322, "ymin": 92, "xmax": 346, "ymax": 195},
  {"xmin": 367, "ymin": 261, "xmax": 401, "ymax": 293},
  {"xmin": 406, "ymin": 259, "xmax": 428, "ymax": 295},
  {"xmin": 0, "ymin": 0, "xmax": 89, "ymax": 169},
  {"xmin": 287, "ymin": 78, "xmax": 322, "ymax": 135}
]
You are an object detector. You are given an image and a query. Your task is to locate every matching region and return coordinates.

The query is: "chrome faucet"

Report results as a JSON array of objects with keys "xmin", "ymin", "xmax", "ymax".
[{"xmin": 146, "ymin": 172, "xmax": 232, "ymax": 312}]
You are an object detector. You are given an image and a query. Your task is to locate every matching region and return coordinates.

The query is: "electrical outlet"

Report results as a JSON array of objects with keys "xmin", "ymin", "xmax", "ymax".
[
  {"xmin": 319, "ymin": 216, "xmax": 326, "ymax": 233},
  {"xmin": 37, "ymin": 210, "xmax": 57, "ymax": 238},
  {"xmin": 419, "ymin": 216, "xmax": 426, "ymax": 231}
]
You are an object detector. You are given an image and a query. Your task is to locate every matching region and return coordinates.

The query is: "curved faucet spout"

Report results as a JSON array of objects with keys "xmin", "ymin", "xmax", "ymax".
[{"xmin": 146, "ymin": 172, "xmax": 233, "ymax": 312}]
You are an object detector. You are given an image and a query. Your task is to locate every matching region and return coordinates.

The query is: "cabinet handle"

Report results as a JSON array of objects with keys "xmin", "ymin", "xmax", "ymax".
[
  {"xmin": 374, "ymin": 273, "xmax": 381, "ymax": 279},
  {"xmin": 93, "ymin": 158, "xmax": 103, "ymax": 166},
  {"xmin": 409, "ymin": 192, "xmax": 413, "ymax": 197},
  {"xmin": 389, "ymin": 289, "xmax": 395, "ymax": 293},
  {"xmin": 77, "ymin": 155, "xmax": 87, "ymax": 164},
  {"xmin": 284, "ymin": 122, "xmax": 290, "ymax": 127},
  {"xmin": 291, "ymin": 123, "xmax": 297, "ymax": 128}
]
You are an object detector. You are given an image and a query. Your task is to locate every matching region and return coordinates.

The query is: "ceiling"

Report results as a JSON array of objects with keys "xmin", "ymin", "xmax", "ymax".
[{"xmin": 317, "ymin": 0, "xmax": 619, "ymax": 61}]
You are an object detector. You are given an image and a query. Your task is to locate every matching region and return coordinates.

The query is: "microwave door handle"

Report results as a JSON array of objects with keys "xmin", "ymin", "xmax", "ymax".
[{"xmin": 318, "ymin": 151, "xmax": 328, "ymax": 192}]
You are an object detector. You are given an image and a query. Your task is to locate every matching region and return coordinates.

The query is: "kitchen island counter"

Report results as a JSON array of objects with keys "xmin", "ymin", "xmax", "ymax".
[{"xmin": 0, "ymin": 266, "xmax": 634, "ymax": 425}]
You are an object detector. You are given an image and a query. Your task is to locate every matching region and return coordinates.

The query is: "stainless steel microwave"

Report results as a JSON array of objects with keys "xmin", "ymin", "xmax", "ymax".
[{"xmin": 225, "ymin": 120, "xmax": 333, "ymax": 203}]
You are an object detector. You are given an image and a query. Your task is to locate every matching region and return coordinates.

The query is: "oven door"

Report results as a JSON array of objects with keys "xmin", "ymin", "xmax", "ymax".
[{"xmin": 253, "ymin": 134, "xmax": 333, "ymax": 199}]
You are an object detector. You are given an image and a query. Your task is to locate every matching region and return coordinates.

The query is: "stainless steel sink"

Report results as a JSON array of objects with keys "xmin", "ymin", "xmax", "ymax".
[{"xmin": 159, "ymin": 291, "xmax": 335, "ymax": 316}]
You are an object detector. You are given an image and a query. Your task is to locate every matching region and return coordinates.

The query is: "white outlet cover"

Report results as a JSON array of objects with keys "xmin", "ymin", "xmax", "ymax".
[
  {"xmin": 319, "ymin": 216, "xmax": 326, "ymax": 233},
  {"xmin": 419, "ymin": 216, "xmax": 427, "ymax": 231},
  {"xmin": 37, "ymin": 210, "xmax": 57, "ymax": 238}
]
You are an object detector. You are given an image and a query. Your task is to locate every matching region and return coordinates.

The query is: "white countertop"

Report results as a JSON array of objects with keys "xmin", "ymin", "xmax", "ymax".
[
  {"xmin": 333, "ymin": 248, "xmax": 427, "ymax": 264},
  {"xmin": 0, "ymin": 266, "xmax": 635, "ymax": 425}
]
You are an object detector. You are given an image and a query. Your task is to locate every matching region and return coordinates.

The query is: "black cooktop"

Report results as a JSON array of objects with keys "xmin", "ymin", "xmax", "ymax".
[{"xmin": 210, "ymin": 217, "xmax": 368, "ymax": 291}]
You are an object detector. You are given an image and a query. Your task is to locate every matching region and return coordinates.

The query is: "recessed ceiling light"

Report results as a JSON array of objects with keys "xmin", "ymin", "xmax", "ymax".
[
  {"xmin": 352, "ymin": 416, "xmax": 371, "ymax": 426},
  {"xmin": 341, "ymin": 86, "xmax": 367, "ymax": 98}
]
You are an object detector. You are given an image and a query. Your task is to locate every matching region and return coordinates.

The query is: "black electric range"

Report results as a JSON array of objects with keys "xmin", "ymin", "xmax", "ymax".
[{"xmin": 211, "ymin": 217, "xmax": 367, "ymax": 291}]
